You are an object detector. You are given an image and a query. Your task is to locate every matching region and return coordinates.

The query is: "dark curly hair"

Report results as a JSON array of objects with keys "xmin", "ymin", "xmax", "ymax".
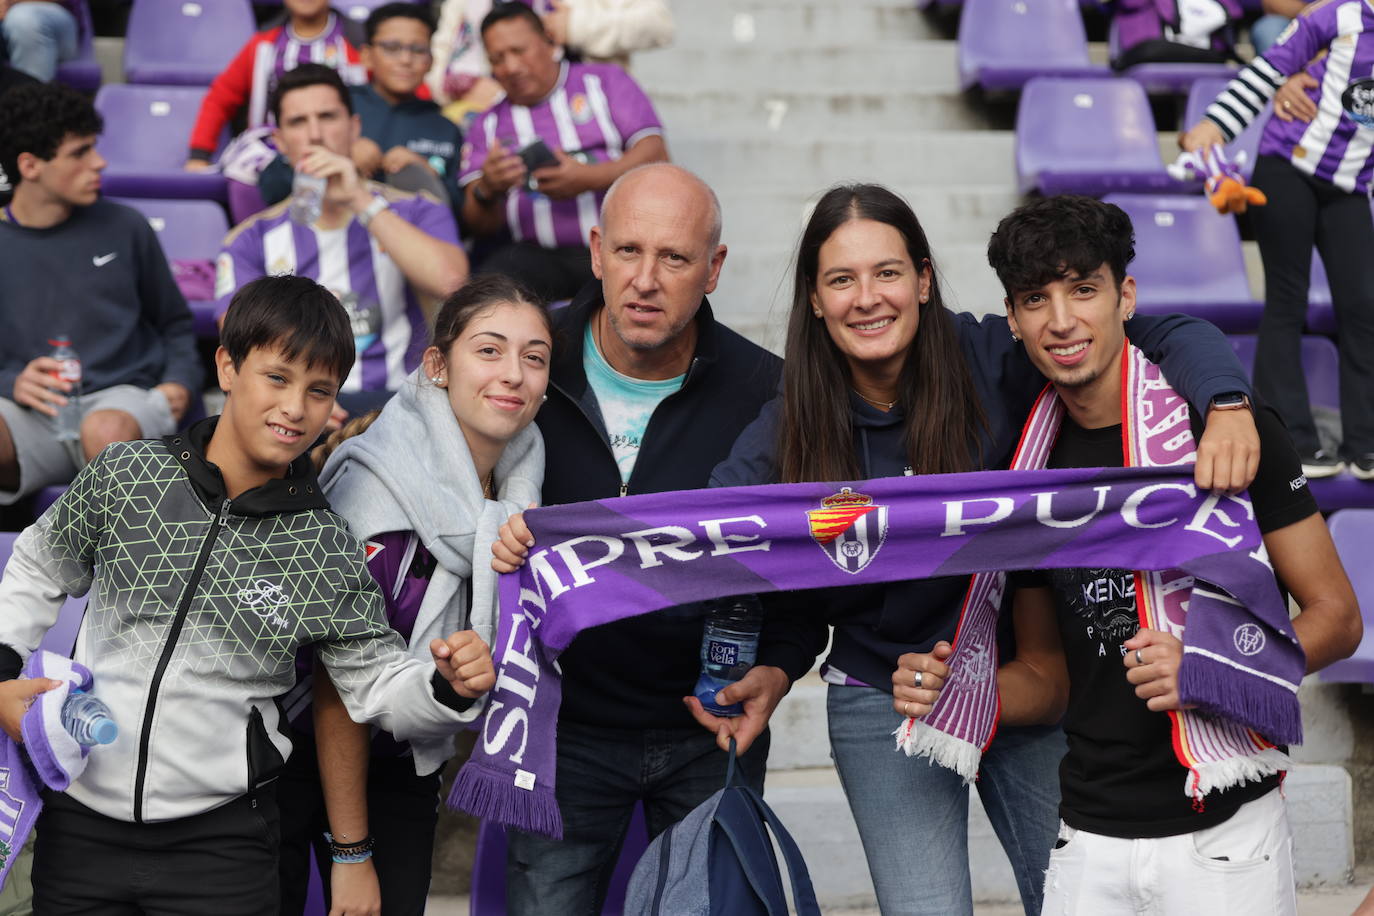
[
  {"xmin": 986, "ymin": 195, "xmax": 1136, "ymax": 303},
  {"xmin": 0, "ymin": 82, "xmax": 103, "ymax": 192}
]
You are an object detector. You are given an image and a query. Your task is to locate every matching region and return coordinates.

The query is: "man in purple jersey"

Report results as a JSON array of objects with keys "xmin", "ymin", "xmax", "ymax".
[
  {"xmin": 1183, "ymin": 0, "xmax": 1374, "ymax": 482},
  {"xmin": 459, "ymin": 2, "xmax": 668, "ymax": 302},
  {"xmin": 215, "ymin": 64, "xmax": 468, "ymax": 417}
]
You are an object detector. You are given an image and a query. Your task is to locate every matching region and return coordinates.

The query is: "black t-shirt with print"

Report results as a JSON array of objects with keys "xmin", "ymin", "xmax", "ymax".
[{"xmin": 1018, "ymin": 406, "xmax": 1317, "ymax": 838}]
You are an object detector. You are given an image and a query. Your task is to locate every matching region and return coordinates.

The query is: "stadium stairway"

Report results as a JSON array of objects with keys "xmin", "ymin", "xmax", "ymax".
[
  {"xmin": 634, "ymin": 0, "xmax": 1018, "ymax": 351},
  {"xmin": 638, "ymin": 1, "xmax": 1358, "ymax": 907}
]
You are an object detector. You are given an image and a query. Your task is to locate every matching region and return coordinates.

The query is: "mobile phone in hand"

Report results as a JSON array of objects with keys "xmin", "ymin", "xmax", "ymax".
[{"xmin": 518, "ymin": 139, "xmax": 559, "ymax": 175}]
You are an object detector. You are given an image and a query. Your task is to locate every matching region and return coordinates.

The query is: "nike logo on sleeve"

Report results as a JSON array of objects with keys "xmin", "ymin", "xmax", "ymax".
[{"xmin": 92, "ymin": 253, "xmax": 117, "ymax": 267}]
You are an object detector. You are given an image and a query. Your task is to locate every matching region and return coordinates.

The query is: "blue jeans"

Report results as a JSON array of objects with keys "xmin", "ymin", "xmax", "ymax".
[
  {"xmin": 1250, "ymin": 14, "xmax": 1292, "ymax": 55},
  {"xmin": 828, "ymin": 685, "xmax": 1064, "ymax": 916},
  {"xmin": 505, "ymin": 721, "xmax": 770, "ymax": 916},
  {"xmin": 1, "ymin": 1, "xmax": 78, "ymax": 82}
]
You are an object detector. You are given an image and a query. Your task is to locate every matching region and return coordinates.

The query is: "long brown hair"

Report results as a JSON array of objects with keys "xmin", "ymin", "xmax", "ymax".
[{"xmin": 777, "ymin": 184, "xmax": 987, "ymax": 483}]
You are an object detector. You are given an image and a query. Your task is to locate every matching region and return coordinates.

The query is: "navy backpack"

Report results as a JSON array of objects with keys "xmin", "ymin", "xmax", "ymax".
[{"xmin": 624, "ymin": 740, "xmax": 822, "ymax": 916}]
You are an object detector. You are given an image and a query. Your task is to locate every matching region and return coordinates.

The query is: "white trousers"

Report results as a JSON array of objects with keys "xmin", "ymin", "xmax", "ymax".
[{"xmin": 1041, "ymin": 788, "xmax": 1297, "ymax": 916}]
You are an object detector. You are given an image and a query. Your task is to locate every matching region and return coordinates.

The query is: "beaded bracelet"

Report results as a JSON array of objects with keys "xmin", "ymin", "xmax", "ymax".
[{"xmin": 325, "ymin": 832, "xmax": 375, "ymax": 865}]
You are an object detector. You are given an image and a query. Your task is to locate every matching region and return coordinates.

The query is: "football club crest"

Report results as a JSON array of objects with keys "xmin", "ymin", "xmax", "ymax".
[
  {"xmin": 807, "ymin": 487, "xmax": 889, "ymax": 574},
  {"xmin": 570, "ymin": 93, "xmax": 594, "ymax": 124}
]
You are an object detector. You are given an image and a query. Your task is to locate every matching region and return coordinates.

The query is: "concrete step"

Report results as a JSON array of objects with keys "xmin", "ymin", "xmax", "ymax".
[
  {"xmin": 667, "ymin": 0, "xmax": 947, "ymax": 48},
  {"xmin": 764, "ymin": 763, "xmax": 1356, "ymax": 910},
  {"xmin": 635, "ymin": 42, "xmax": 963, "ymax": 94},
  {"xmin": 653, "ymin": 86, "xmax": 993, "ymax": 133},
  {"xmin": 670, "ymin": 130, "xmax": 1017, "ymax": 193},
  {"xmin": 717, "ymin": 185, "xmax": 1023, "ymax": 250}
]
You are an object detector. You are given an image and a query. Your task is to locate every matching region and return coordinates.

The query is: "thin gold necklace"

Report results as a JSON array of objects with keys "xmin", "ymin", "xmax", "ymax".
[{"xmin": 854, "ymin": 390, "xmax": 897, "ymax": 411}]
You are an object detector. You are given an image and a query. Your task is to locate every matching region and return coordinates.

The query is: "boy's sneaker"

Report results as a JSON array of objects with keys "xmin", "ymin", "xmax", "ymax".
[
  {"xmin": 1351, "ymin": 455, "xmax": 1374, "ymax": 481},
  {"xmin": 1301, "ymin": 450, "xmax": 1345, "ymax": 478}
]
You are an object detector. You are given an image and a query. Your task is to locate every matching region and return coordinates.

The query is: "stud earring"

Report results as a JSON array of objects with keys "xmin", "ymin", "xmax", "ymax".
[
  {"xmin": 541, "ymin": 394, "xmax": 548, "ymax": 402},
  {"xmin": 431, "ymin": 375, "xmax": 444, "ymax": 385}
]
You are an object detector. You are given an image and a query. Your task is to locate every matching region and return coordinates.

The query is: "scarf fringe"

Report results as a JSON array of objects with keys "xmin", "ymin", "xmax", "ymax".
[
  {"xmin": 1179, "ymin": 654, "xmax": 1304, "ymax": 746},
  {"xmin": 1188, "ymin": 747, "xmax": 1293, "ymax": 797},
  {"xmin": 448, "ymin": 759, "xmax": 564, "ymax": 840},
  {"xmin": 893, "ymin": 718, "xmax": 981, "ymax": 783}
]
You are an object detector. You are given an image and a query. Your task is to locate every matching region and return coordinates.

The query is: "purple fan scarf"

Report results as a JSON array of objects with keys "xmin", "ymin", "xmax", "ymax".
[
  {"xmin": 449, "ymin": 460, "xmax": 1305, "ymax": 838},
  {"xmin": 0, "ymin": 652, "xmax": 95, "ymax": 888}
]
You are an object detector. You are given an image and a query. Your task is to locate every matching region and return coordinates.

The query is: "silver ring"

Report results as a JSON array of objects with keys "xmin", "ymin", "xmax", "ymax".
[
  {"xmin": 913, "ymin": 671, "xmax": 924, "ymax": 688},
  {"xmin": 903, "ymin": 701, "xmax": 913, "ymax": 717},
  {"xmin": 1135, "ymin": 649, "xmax": 1144, "ymax": 666}
]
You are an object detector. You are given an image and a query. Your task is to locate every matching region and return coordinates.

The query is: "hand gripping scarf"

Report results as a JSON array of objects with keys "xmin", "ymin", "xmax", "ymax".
[
  {"xmin": 897, "ymin": 343, "xmax": 1300, "ymax": 800},
  {"xmin": 452, "ymin": 350, "xmax": 1304, "ymax": 836}
]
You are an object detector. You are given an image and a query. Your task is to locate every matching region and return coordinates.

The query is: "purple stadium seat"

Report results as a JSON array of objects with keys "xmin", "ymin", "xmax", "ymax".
[
  {"xmin": 1320, "ymin": 510, "xmax": 1374, "ymax": 682},
  {"xmin": 957, "ymin": 0, "xmax": 1109, "ymax": 91},
  {"xmin": 0, "ymin": 532, "xmax": 88, "ymax": 658},
  {"xmin": 1016, "ymin": 78, "xmax": 1177, "ymax": 195},
  {"xmin": 1109, "ymin": 18, "xmax": 1239, "ymax": 93},
  {"xmin": 1226, "ymin": 335, "xmax": 1340, "ymax": 410},
  {"xmin": 95, "ymin": 85, "xmax": 227, "ymax": 202},
  {"xmin": 470, "ymin": 805, "xmax": 649, "ymax": 915},
  {"xmin": 123, "ymin": 0, "xmax": 255, "ymax": 86},
  {"xmin": 54, "ymin": 0, "xmax": 101, "ymax": 92},
  {"xmin": 1104, "ymin": 194, "xmax": 1257, "ymax": 329},
  {"xmin": 1183, "ymin": 77, "xmax": 1267, "ymax": 180},
  {"xmin": 111, "ymin": 198, "xmax": 229, "ymax": 338}
]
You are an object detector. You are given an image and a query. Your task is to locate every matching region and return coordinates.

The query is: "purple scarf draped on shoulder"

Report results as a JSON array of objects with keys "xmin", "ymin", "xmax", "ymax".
[{"xmin": 449, "ymin": 444, "xmax": 1305, "ymax": 837}]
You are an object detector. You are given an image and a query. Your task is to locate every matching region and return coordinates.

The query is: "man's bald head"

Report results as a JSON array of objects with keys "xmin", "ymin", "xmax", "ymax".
[
  {"xmin": 600, "ymin": 163, "xmax": 723, "ymax": 252},
  {"xmin": 588, "ymin": 163, "xmax": 728, "ymax": 370}
]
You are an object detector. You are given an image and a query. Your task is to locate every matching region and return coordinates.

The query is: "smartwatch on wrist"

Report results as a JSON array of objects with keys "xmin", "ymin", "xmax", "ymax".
[{"xmin": 1209, "ymin": 391, "xmax": 1252, "ymax": 412}]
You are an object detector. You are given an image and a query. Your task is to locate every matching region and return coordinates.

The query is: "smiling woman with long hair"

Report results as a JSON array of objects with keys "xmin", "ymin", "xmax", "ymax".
[
  {"xmin": 275, "ymin": 274, "xmax": 551, "ymax": 916},
  {"xmin": 711, "ymin": 184, "xmax": 1259, "ymax": 916}
]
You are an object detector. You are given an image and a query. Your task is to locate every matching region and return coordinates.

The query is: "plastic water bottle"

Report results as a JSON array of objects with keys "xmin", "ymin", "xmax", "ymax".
[
  {"xmin": 60, "ymin": 690, "xmax": 118, "ymax": 747},
  {"xmin": 288, "ymin": 171, "xmax": 327, "ymax": 225},
  {"xmin": 48, "ymin": 337, "xmax": 82, "ymax": 444},
  {"xmin": 693, "ymin": 595, "xmax": 764, "ymax": 718}
]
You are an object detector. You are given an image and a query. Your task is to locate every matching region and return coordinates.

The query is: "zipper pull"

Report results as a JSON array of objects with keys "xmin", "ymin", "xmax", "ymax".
[
  {"xmin": 619, "ymin": 483, "xmax": 628, "ymax": 498},
  {"xmin": 219, "ymin": 498, "xmax": 232, "ymax": 525}
]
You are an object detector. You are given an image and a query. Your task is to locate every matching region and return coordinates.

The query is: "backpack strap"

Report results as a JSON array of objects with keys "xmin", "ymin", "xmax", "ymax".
[
  {"xmin": 725, "ymin": 737, "xmax": 739, "ymax": 788},
  {"xmin": 740, "ymin": 787, "xmax": 821, "ymax": 916}
]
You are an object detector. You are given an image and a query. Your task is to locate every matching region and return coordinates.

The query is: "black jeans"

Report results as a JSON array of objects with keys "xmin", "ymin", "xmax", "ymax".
[
  {"xmin": 505, "ymin": 722, "xmax": 769, "ymax": 916},
  {"xmin": 276, "ymin": 735, "xmax": 443, "ymax": 916},
  {"xmin": 32, "ymin": 791, "xmax": 280, "ymax": 915},
  {"xmin": 476, "ymin": 242, "xmax": 595, "ymax": 303},
  {"xmin": 1251, "ymin": 154, "xmax": 1374, "ymax": 458}
]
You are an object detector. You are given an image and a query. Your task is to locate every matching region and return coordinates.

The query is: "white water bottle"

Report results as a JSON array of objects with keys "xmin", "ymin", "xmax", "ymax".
[{"xmin": 48, "ymin": 336, "xmax": 82, "ymax": 444}]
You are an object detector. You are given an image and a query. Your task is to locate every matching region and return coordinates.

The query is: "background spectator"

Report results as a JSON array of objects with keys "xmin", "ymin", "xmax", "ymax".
[
  {"xmin": 428, "ymin": 0, "xmax": 673, "ymax": 125},
  {"xmin": 0, "ymin": 83, "xmax": 200, "ymax": 505},
  {"xmin": 259, "ymin": 3, "xmax": 463, "ymax": 212},
  {"xmin": 0, "ymin": 0, "xmax": 78, "ymax": 82},
  {"xmin": 215, "ymin": 65, "xmax": 467, "ymax": 417},
  {"xmin": 460, "ymin": 2, "xmax": 668, "ymax": 302},
  {"xmin": 184, "ymin": 0, "xmax": 366, "ymax": 182}
]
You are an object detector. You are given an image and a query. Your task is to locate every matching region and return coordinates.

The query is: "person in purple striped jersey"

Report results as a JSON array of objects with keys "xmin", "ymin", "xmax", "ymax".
[
  {"xmin": 1183, "ymin": 0, "xmax": 1374, "ymax": 482},
  {"xmin": 459, "ymin": 2, "xmax": 668, "ymax": 303},
  {"xmin": 214, "ymin": 64, "xmax": 469, "ymax": 420}
]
